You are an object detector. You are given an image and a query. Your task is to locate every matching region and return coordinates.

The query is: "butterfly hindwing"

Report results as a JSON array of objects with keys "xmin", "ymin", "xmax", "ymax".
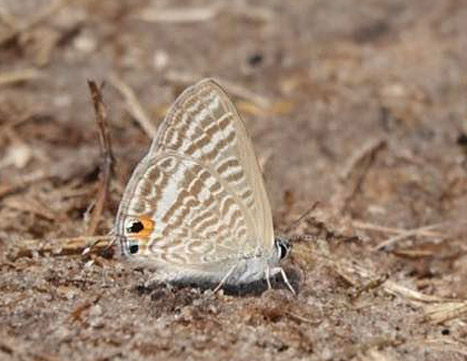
[{"xmin": 124, "ymin": 153, "xmax": 252, "ymax": 265}]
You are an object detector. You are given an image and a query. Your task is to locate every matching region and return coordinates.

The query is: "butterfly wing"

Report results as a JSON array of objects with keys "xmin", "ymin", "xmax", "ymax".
[{"xmin": 116, "ymin": 79, "xmax": 274, "ymax": 270}]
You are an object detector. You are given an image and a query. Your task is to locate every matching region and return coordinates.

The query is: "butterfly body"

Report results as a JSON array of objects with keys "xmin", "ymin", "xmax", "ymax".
[{"xmin": 115, "ymin": 79, "xmax": 293, "ymax": 292}]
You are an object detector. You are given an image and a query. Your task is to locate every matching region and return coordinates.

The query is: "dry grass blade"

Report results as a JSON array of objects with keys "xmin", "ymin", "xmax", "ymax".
[
  {"xmin": 0, "ymin": 0, "xmax": 71, "ymax": 46},
  {"xmin": 0, "ymin": 148, "xmax": 99, "ymax": 200},
  {"xmin": 373, "ymin": 222, "xmax": 448, "ymax": 251},
  {"xmin": 0, "ymin": 170, "xmax": 48, "ymax": 199},
  {"xmin": 3, "ymin": 198, "xmax": 58, "ymax": 221},
  {"xmin": 0, "ymin": 69, "xmax": 44, "ymax": 86},
  {"xmin": 165, "ymin": 71, "xmax": 271, "ymax": 109},
  {"xmin": 108, "ymin": 75, "xmax": 158, "ymax": 138},
  {"xmin": 424, "ymin": 301, "xmax": 467, "ymax": 324},
  {"xmin": 338, "ymin": 137, "xmax": 387, "ymax": 182},
  {"xmin": 362, "ymin": 349, "xmax": 399, "ymax": 361},
  {"xmin": 86, "ymin": 80, "xmax": 114, "ymax": 236},
  {"xmin": 286, "ymin": 311, "xmax": 322, "ymax": 325},
  {"xmin": 335, "ymin": 257, "xmax": 448, "ymax": 303},
  {"xmin": 138, "ymin": 5, "xmax": 220, "ymax": 23},
  {"xmin": 137, "ymin": 3, "xmax": 274, "ymax": 23},
  {"xmin": 0, "ymin": 111, "xmax": 45, "ymax": 138},
  {"xmin": 332, "ymin": 137, "xmax": 386, "ymax": 214},
  {"xmin": 383, "ymin": 281, "xmax": 447, "ymax": 303},
  {"xmin": 6, "ymin": 235, "xmax": 113, "ymax": 261},
  {"xmin": 352, "ymin": 220, "xmax": 443, "ymax": 238}
]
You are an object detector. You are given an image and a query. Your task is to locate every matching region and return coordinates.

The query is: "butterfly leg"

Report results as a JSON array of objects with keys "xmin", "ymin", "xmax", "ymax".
[
  {"xmin": 265, "ymin": 266, "xmax": 272, "ymax": 290},
  {"xmin": 213, "ymin": 264, "xmax": 237, "ymax": 293},
  {"xmin": 279, "ymin": 267, "xmax": 296, "ymax": 296}
]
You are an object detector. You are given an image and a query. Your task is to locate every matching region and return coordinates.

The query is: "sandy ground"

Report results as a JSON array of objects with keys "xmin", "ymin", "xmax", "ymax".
[{"xmin": 1, "ymin": 0, "xmax": 467, "ymax": 360}]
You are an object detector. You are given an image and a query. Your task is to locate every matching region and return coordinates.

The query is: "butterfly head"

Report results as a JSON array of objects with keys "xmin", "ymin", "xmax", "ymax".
[
  {"xmin": 274, "ymin": 236, "xmax": 292, "ymax": 262},
  {"xmin": 116, "ymin": 215, "xmax": 154, "ymax": 257}
]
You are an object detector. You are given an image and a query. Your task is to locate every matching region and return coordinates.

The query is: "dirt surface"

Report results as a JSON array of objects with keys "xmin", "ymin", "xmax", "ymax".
[{"xmin": 1, "ymin": 1, "xmax": 467, "ymax": 360}]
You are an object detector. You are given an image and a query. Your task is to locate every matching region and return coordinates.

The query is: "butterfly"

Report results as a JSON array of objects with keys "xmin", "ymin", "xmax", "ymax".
[{"xmin": 115, "ymin": 78, "xmax": 295, "ymax": 294}]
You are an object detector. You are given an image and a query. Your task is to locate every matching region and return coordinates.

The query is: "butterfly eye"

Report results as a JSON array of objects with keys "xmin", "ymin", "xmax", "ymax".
[
  {"xmin": 278, "ymin": 243, "xmax": 288, "ymax": 260},
  {"xmin": 127, "ymin": 220, "xmax": 144, "ymax": 234},
  {"xmin": 129, "ymin": 242, "xmax": 139, "ymax": 254},
  {"xmin": 275, "ymin": 238, "xmax": 291, "ymax": 260}
]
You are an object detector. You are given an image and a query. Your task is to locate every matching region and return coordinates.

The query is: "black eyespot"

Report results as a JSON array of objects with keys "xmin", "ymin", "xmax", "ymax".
[
  {"xmin": 129, "ymin": 243, "xmax": 139, "ymax": 254},
  {"xmin": 127, "ymin": 221, "xmax": 144, "ymax": 233}
]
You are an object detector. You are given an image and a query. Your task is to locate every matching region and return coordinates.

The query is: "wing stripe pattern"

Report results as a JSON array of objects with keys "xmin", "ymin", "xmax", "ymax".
[
  {"xmin": 116, "ymin": 79, "xmax": 273, "ymax": 267},
  {"xmin": 126, "ymin": 155, "xmax": 249, "ymax": 264}
]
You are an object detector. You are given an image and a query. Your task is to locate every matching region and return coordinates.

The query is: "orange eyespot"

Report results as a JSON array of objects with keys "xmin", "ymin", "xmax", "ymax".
[{"xmin": 126, "ymin": 215, "xmax": 154, "ymax": 239}]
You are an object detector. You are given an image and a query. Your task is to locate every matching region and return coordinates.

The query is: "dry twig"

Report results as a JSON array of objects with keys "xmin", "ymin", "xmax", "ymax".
[
  {"xmin": 108, "ymin": 75, "xmax": 158, "ymax": 138},
  {"xmin": 86, "ymin": 80, "xmax": 114, "ymax": 236},
  {"xmin": 335, "ymin": 257, "xmax": 448, "ymax": 303},
  {"xmin": 6, "ymin": 235, "xmax": 113, "ymax": 261},
  {"xmin": 332, "ymin": 137, "xmax": 386, "ymax": 214}
]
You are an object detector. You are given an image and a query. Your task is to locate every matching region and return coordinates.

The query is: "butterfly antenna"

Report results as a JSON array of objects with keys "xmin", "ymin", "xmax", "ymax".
[
  {"xmin": 279, "ymin": 267, "xmax": 297, "ymax": 296},
  {"xmin": 213, "ymin": 265, "xmax": 237, "ymax": 293},
  {"xmin": 287, "ymin": 234, "xmax": 318, "ymax": 243},
  {"xmin": 282, "ymin": 201, "xmax": 320, "ymax": 235},
  {"xmin": 81, "ymin": 230, "xmax": 115, "ymax": 257}
]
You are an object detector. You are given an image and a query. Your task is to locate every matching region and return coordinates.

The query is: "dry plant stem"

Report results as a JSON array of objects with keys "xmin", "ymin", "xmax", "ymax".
[
  {"xmin": 138, "ymin": 3, "xmax": 273, "ymax": 23},
  {"xmin": 317, "ymin": 245, "xmax": 467, "ymax": 326},
  {"xmin": 108, "ymin": 75, "xmax": 158, "ymax": 138},
  {"xmin": 334, "ymin": 256, "xmax": 449, "ymax": 303},
  {"xmin": 352, "ymin": 220, "xmax": 442, "ymax": 238},
  {"xmin": 285, "ymin": 311, "xmax": 322, "ymax": 325},
  {"xmin": 0, "ymin": 69, "xmax": 44, "ymax": 86},
  {"xmin": 373, "ymin": 222, "xmax": 447, "ymax": 251},
  {"xmin": 164, "ymin": 70, "xmax": 271, "ymax": 109},
  {"xmin": 86, "ymin": 80, "xmax": 114, "ymax": 236},
  {"xmin": 0, "ymin": 148, "xmax": 99, "ymax": 199},
  {"xmin": 138, "ymin": 5, "xmax": 220, "ymax": 23},
  {"xmin": 4, "ymin": 197, "xmax": 57, "ymax": 221},
  {"xmin": 333, "ymin": 137, "xmax": 386, "ymax": 214},
  {"xmin": 424, "ymin": 300, "xmax": 467, "ymax": 324},
  {"xmin": 8, "ymin": 236, "xmax": 113, "ymax": 261},
  {"xmin": 0, "ymin": 111, "xmax": 43, "ymax": 138},
  {"xmin": 0, "ymin": 0, "xmax": 71, "ymax": 46},
  {"xmin": 0, "ymin": 170, "xmax": 48, "ymax": 199}
]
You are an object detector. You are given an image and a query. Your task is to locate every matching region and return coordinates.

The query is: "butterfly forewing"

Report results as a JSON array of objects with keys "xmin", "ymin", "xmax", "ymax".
[{"xmin": 152, "ymin": 80, "xmax": 274, "ymax": 247}]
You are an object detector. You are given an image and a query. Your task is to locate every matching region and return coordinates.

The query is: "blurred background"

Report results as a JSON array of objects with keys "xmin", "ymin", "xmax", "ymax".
[{"xmin": 1, "ymin": 0, "xmax": 467, "ymax": 360}]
